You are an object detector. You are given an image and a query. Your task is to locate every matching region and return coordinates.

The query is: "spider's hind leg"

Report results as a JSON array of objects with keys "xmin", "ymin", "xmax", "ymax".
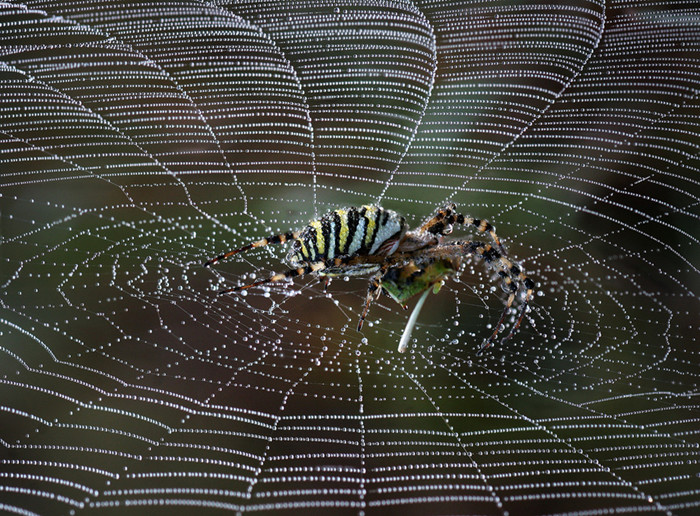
[
  {"xmin": 219, "ymin": 261, "xmax": 325, "ymax": 294},
  {"xmin": 204, "ymin": 230, "xmax": 300, "ymax": 267}
]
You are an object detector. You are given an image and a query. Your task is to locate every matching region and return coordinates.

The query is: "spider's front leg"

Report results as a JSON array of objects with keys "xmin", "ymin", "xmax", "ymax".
[
  {"xmin": 419, "ymin": 204, "xmax": 457, "ymax": 235},
  {"xmin": 474, "ymin": 249, "xmax": 536, "ymax": 355},
  {"xmin": 422, "ymin": 203, "xmax": 507, "ymax": 256}
]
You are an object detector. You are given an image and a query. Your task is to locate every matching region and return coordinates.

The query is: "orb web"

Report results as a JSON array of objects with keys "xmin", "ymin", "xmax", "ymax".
[{"xmin": 1, "ymin": 0, "xmax": 699, "ymax": 514}]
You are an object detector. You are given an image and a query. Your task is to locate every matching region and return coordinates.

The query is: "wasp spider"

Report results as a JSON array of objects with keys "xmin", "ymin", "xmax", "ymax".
[{"xmin": 205, "ymin": 204, "xmax": 535, "ymax": 354}]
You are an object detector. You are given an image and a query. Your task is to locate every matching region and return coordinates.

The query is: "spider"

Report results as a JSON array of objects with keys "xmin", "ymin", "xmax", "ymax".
[{"xmin": 205, "ymin": 203, "xmax": 535, "ymax": 354}]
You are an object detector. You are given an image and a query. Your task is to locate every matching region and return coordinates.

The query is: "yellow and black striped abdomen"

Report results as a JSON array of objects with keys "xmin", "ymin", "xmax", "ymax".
[{"xmin": 286, "ymin": 205, "xmax": 406, "ymax": 267}]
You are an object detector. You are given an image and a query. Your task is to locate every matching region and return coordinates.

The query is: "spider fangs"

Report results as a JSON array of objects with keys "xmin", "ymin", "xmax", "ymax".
[{"xmin": 205, "ymin": 203, "xmax": 535, "ymax": 354}]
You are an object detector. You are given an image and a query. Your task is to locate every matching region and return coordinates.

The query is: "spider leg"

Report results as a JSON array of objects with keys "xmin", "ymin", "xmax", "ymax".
[
  {"xmin": 435, "ymin": 239, "xmax": 487, "ymax": 256},
  {"xmin": 478, "ymin": 284, "xmax": 516, "ymax": 355},
  {"xmin": 476, "ymin": 276, "xmax": 534, "ymax": 355},
  {"xmin": 204, "ymin": 231, "xmax": 300, "ymax": 267},
  {"xmin": 357, "ymin": 275, "xmax": 382, "ymax": 331},
  {"xmin": 422, "ymin": 203, "xmax": 507, "ymax": 256},
  {"xmin": 218, "ymin": 261, "xmax": 326, "ymax": 294},
  {"xmin": 418, "ymin": 204, "xmax": 456, "ymax": 234},
  {"xmin": 446, "ymin": 241, "xmax": 535, "ymax": 355},
  {"xmin": 502, "ymin": 277, "xmax": 535, "ymax": 341}
]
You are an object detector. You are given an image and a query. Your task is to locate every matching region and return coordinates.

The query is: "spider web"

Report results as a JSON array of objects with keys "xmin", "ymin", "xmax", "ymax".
[{"xmin": 1, "ymin": 0, "xmax": 699, "ymax": 514}]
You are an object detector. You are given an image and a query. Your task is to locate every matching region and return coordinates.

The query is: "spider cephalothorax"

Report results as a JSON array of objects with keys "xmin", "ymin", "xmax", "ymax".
[{"xmin": 205, "ymin": 204, "xmax": 535, "ymax": 354}]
